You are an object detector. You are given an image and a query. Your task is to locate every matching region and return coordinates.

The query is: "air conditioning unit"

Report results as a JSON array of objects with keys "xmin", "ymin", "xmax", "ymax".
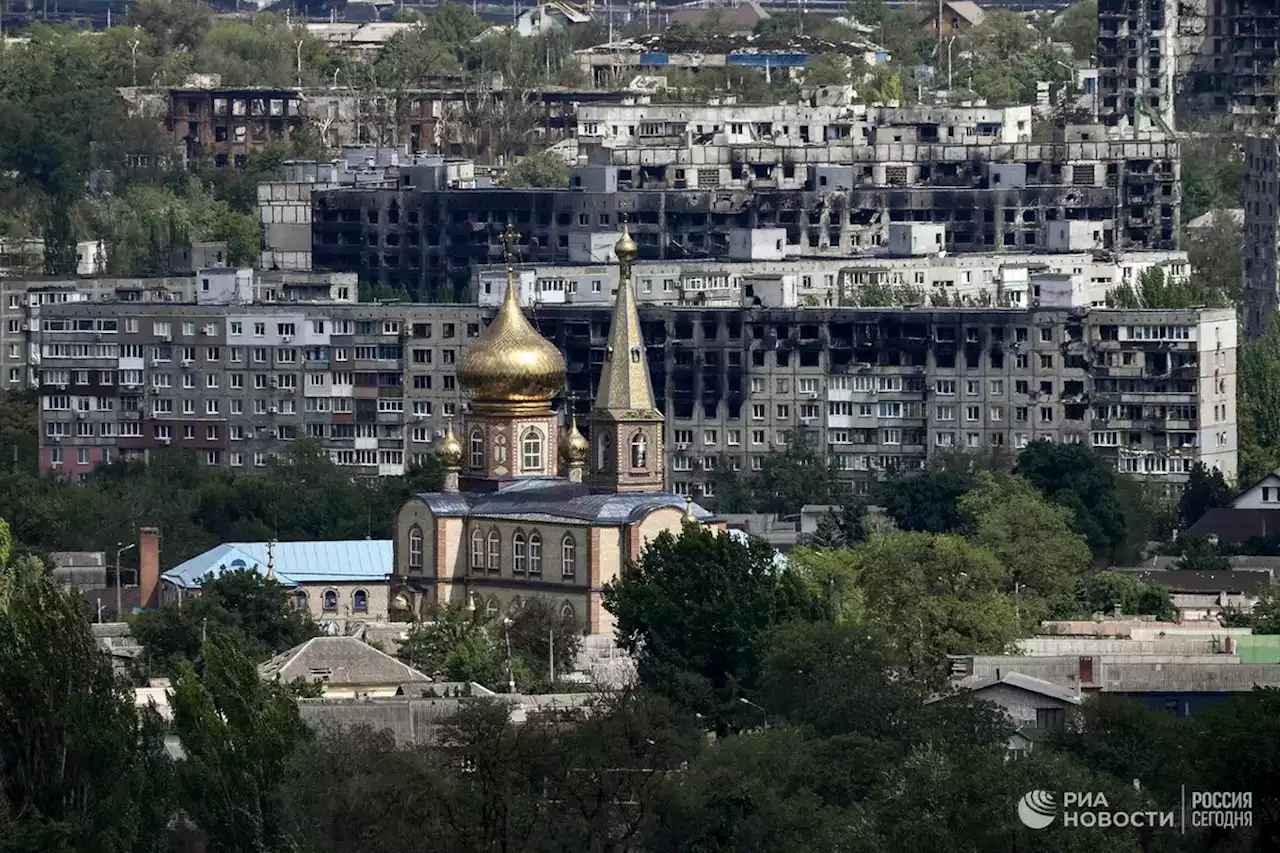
[
  {"xmin": 270, "ymin": 377, "xmax": 279, "ymax": 387},
  {"xmin": 75, "ymin": 411, "xmax": 86, "ymax": 420},
  {"xmin": 161, "ymin": 438, "xmax": 171, "ymax": 446},
  {"xmin": 269, "ymin": 406, "xmax": 278, "ymax": 414},
  {"xmin": 161, "ymin": 334, "xmax": 171, "ymax": 342},
  {"xmin": 181, "ymin": 358, "xmax": 193, "ymax": 366},
  {"xmin": 676, "ymin": 442, "xmax": 689, "ymax": 450},
  {"xmin": 282, "ymin": 335, "xmax": 293, "ymax": 343},
  {"xmin": 270, "ymin": 429, "xmax": 279, "ymax": 439}
]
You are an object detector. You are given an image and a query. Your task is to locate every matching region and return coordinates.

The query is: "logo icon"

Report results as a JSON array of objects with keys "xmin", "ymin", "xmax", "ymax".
[{"xmin": 1018, "ymin": 790, "xmax": 1057, "ymax": 829}]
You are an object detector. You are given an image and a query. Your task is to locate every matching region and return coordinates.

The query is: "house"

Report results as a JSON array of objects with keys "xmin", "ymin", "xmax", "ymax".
[
  {"xmin": 517, "ymin": 2, "xmax": 592, "ymax": 38},
  {"xmin": 1112, "ymin": 568, "xmax": 1273, "ymax": 622},
  {"xmin": 932, "ymin": 671, "xmax": 1080, "ymax": 752},
  {"xmin": 259, "ymin": 636, "xmax": 431, "ymax": 698},
  {"xmin": 922, "ymin": 0, "xmax": 986, "ymax": 36},
  {"xmin": 158, "ymin": 539, "xmax": 393, "ymax": 624},
  {"xmin": 950, "ymin": 654, "xmax": 1280, "ymax": 717},
  {"xmin": 1185, "ymin": 465, "xmax": 1280, "ymax": 543},
  {"xmin": 668, "ymin": 1, "xmax": 771, "ymax": 35}
]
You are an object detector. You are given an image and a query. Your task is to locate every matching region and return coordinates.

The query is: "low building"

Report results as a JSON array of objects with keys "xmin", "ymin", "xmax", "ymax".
[
  {"xmin": 1111, "ymin": 568, "xmax": 1273, "ymax": 622},
  {"xmin": 1185, "ymin": 465, "xmax": 1280, "ymax": 543},
  {"xmin": 259, "ymin": 636, "xmax": 431, "ymax": 697},
  {"xmin": 668, "ymin": 1, "xmax": 771, "ymax": 34},
  {"xmin": 922, "ymin": 0, "xmax": 986, "ymax": 36},
  {"xmin": 934, "ymin": 671, "xmax": 1081, "ymax": 751},
  {"xmin": 951, "ymin": 654, "xmax": 1280, "ymax": 716},
  {"xmin": 158, "ymin": 539, "xmax": 393, "ymax": 624}
]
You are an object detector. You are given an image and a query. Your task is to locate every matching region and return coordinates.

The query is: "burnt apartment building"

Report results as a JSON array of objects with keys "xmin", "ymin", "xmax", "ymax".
[
  {"xmin": 311, "ymin": 103, "xmax": 1180, "ymax": 301},
  {"xmin": 168, "ymin": 87, "xmax": 307, "ymax": 167},
  {"xmin": 36, "ymin": 295, "xmax": 1235, "ymax": 495},
  {"xmin": 1098, "ymin": 0, "xmax": 1280, "ymax": 131}
]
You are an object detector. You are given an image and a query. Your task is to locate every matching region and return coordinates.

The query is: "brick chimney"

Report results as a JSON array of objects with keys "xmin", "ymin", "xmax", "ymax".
[{"xmin": 139, "ymin": 527, "xmax": 161, "ymax": 609}]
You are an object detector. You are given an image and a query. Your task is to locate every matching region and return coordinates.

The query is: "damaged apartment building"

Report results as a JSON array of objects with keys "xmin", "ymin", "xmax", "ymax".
[
  {"xmin": 1098, "ymin": 0, "xmax": 1280, "ymax": 131},
  {"xmin": 310, "ymin": 102, "xmax": 1181, "ymax": 302},
  {"xmin": 32, "ymin": 296, "xmax": 1236, "ymax": 494}
]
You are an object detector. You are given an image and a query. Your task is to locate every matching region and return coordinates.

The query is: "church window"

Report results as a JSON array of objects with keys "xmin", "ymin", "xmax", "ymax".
[
  {"xmin": 485, "ymin": 597, "xmax": 500, "ymax": 618},
  {"xmin": 469, "ymin": 428, "xmax": 485, "ymax": 469},
  {"xmin": 597, "ymin": 433, "xmax": 611, "ymax": 470},
  {"xmin": 528, "ymin": 531, "xmax": 543, "ymax": 575},
  {"xmin": 522, "ymin": 428, "xmax": 544, "ymax": 472},
  {"xmin": 470, "ymin": 530, "xmax": 484, "ymax": 570},
  {"xmin": 561, "ymin": 533, "xmax": 577, "ymax": 579},
  {"xmin": 487, "ymin": 529, "xmax": 501, "ymax": 571},
  {"xmin": 513, "ymin": 531, "xmax": 526, "ymax": 574},
  {"xmin": 322, "ymin": 589, "xmax": 338, "ymax": 611},
  {"xmin": 408, "ymin": 525, "xmax": 423, "ymax": 569},
  {"xmin": 352, "ymin": 589, "xmax": 368, "ymax": 612},
  {"xmin": 630, "ymin": 431, "xmax": 647, "ymax": 469},
  {"xmin": 560, "ymin": 600, "xmax": 576, "ymax": 623}
]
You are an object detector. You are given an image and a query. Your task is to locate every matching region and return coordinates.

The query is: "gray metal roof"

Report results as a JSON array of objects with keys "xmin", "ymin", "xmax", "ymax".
[
  {"xmin": 965, "ymin": 671, "xmax": 1083, "ymax": 705},
  {"xmin": 259, "ymin": 637, "xmax": 431, "ymax": 687},
  {"xmin": 414, "ymin": 480, "xmax": 714, "ymax": 526}
]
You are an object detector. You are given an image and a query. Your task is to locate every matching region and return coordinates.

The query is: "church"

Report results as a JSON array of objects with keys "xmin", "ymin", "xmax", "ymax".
[{"xmin": 390, "ymin": 221, "xmax": 716, "ymax": 636}]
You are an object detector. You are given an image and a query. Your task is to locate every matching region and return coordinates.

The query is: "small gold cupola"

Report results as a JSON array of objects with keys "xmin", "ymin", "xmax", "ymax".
[{"xmin": 456, "ymin": 223, "xmax": 567, "ymax": 416}]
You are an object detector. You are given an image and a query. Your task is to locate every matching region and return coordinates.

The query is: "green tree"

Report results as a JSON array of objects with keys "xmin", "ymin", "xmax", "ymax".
[
  {"xmin": 711, "ymin": 435, "xmax": 847, "ymax": 514},
  {"xmin": 871, "ymin": 467, "xmax": 975, "ymax": 533},
  {"xmin": 130, "ymin": 567, "xmax": 318, "ymax": 677},
  {"xmin": 501, "ymin": 149, "xmax": 571, "ymax": 188},
  {"xmin": 0, "ymin": 519, "xmax": 177, "ymax": 853},
  {"xmin": 1054, "ymin": 0, "xmax": 1098, "ymax": 61},
  {"xmin": 170, "ymin": 632, "xmax": 310, "ymax": 853},
  {"xmin": 958, "ymin": 471, "xmax": 1092, "ymax": 615},
  {"xmin": 1014, "ymin": 440, "xmax": 1143, "ymax": 562},
  {"xmin": 1105, "ymin": 266, "xmax": 1231, "ymax": 309},
  {"xmin": 851, "ymin": 532, "xmax": 1022, "ymax": 663},
  {"xmin": 1186, "ymin": 210, "xmax": 1243, "ymax": 307},
  {"xmin": 1174, "ymin": 536, "xmax": 1231, "ymax": 571},
  {"xmin": 1239, "ymin": 319, "xmax": 1280, "ymax": 485},
  {"xmin": 786, "ymin": 547, "xmax": 864, "ymax": 623},
  {"xmin": 397, "ymin": 601, "xmax": 505, "ymax": 685},
  {"xmin": 1079, "ymin": 571, "xmax": 1175, "ymax": 620},
  {"xmin": 796, "ymin": 504, "xmax": 866, "ymax": 548},
  {"xmin": 1177, "ymin": 462, "xmax": 1234, "ymax": 529},
  {"xmin": 1179, "ymin": 121, "xmax": 1245, "ymax": 222},
  {"xmin": 604, "ymin": 524, "xmax": 822, "ymax": 734}
]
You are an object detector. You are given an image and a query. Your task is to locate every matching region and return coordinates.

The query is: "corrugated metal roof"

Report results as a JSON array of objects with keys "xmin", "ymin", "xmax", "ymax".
[
  {"xmin": 161, "ymin": 540, "xmax": 392, "ymax": 589},
  {"xmin": 415, "ymin": 481, "xmax": 714, "ymax": 526},
  {"xmin": 259, "ymin": 637, "xmax": 429, "ymax": 686}
]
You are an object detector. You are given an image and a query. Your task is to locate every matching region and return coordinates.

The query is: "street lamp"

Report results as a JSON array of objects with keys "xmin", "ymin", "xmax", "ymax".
[
  {"xmin": 501, "ymin": 616, "xmax": 516, "ymax": 694},
  {"xmin": 115, "ymin": 541, "xmax": 136, "ymax": 622},
  {"xmin": 739, "ymin": 697, "xmax": 768, "ymax": 729}
]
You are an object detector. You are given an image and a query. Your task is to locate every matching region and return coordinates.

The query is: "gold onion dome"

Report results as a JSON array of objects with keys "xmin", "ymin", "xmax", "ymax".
[
  {"xmin": 457, "ymin": 276, "xmax": 566, "ymax": 412},
  {"xmin": 614, "ymin": 220, "xmax": 638, "ymax": 265},
  {"xmin": 559, "ymin": 412, "xmax": 589, "ymax": 465},
  {"xmin": 434, "ymin": 419, "xmax": 464, "ymax": 467}
]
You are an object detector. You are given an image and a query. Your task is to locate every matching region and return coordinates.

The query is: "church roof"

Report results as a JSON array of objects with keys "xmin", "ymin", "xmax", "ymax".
[{"xmin": 413, "ymin": 479, "xmax": 713, "ymax": 526}]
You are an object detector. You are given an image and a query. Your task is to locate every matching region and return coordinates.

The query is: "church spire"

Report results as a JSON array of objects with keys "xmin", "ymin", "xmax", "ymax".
[
  {"xmin": 588, "ymin": 214, "xmax": 665, "ymax": 494},
  {"xmin": 592, "ymin": 215, "xmax": 658, "ymax": 417}
]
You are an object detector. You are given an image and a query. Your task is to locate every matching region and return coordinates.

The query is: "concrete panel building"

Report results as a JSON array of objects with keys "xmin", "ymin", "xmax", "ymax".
[{"xmin": 34, "ymin": 298, "xmax": 1237, "ymax": 494}]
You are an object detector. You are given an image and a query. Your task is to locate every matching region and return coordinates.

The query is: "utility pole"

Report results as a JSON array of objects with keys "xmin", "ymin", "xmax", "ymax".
[{"xmin": 548, "ymin": 627, "xmax": 555, "ymax": 683}]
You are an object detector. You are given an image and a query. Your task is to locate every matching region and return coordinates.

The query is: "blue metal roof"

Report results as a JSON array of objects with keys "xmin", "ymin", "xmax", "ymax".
[
  {"xmin": 413, "ymin": 480, "xmax": 714, "ymax": 526},
  {"xmin": 161, "ymin": 540, "xmax": 393, "ymax": 589}
]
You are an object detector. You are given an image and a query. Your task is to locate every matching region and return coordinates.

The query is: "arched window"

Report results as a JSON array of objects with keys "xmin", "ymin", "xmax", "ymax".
[
  {"xmin": 597, "ymin": 433, "xmax": 611, "ymax": 470},
  {"xmin": 322, "ymin": 589, "xmax": 338, "ymax": 611},
  {"xmin": 471, "ymin": 530, "xmax": 485, "ymax": 570},
  {"xmin": 485, "ymin": 597, "xmax": 500, "ymax": 619},
  {"xmin": 630, "ymin": 431, "xmax": 647, "ymax": 469},
  {"xmin": 528, "ymin": 532, "xmax": 543, "ymax": 576},
  {"xmin": 509, "ymin": 596, "xmax": 525, "ymax": 614},
  {"xmin": 560, "ymin": 600, "xmax": 576, "ymax": 624},
  {"xmin": 513, "ymin": 531, "xmax": 526, "ymax": 574},
  {"xmin": 353, "ymin": 589, "xmax": 368, "ymax": 613},
  {"xmin": 487, "ymin": 529, "xmax": 501, "ymax": 571},
  {"xmin": 408, "ymin": 525, "xmax": 424, "ymax": 570},
  {"xmin": 521, "ymin": 428, "xmax": 544, "ymax": 472},
  {"xmin": 293, "ymin": 590, "xmax": 309, "ymax": 611},
  {"xmin": 469, "ymin": 428, "xmax": 485, "ymax": 470},
  {"xmin": 561, "ymin": 533, "xmax": 577, "ymax": 579}
]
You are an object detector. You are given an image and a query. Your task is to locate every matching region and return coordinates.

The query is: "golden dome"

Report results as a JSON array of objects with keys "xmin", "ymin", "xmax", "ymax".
[
  {"xmin": 559, "ymin": 411, "xmax": 589, "ymax": 465},
  {"xmin": 615, "ymin": 219, "xmax": 638, "ymax": 266},
  {"xmin": 434, "ymin": 419, "xmax": 463, "ymax": 467},
  {"xmin": 457, "ymin": 274, "xmax": 566, "ymax": 414}
]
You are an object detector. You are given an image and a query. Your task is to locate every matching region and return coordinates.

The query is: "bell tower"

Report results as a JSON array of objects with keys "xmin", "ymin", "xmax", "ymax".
[{"xmin": 587, "ymin": 217, "xmax": 665, "ymax": 493}]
